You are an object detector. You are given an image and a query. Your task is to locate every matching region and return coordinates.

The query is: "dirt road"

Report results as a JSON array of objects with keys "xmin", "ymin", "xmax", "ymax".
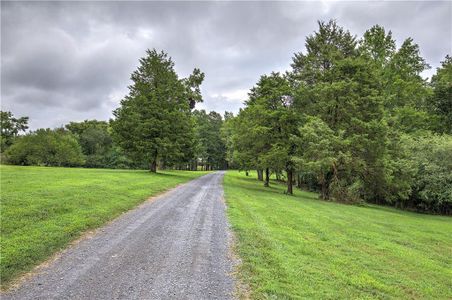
[{"xmin": 4, "ymin": 171, "xmax": 235, "ymax": 299}]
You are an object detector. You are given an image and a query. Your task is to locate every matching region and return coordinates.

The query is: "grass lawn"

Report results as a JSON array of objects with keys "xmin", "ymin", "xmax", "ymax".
[
  {"xmin": 0, "ymin": 165, "xmax": 208, "ymax": 287},
  {"xmin": 224, "ymin": 171, "xmax": 452, "ymax": 299}
]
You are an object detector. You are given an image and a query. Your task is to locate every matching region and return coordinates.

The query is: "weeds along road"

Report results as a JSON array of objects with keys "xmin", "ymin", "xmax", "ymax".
[{"xmin": 4, "ymin": 171, "xmax": 235, "ymax": 300}]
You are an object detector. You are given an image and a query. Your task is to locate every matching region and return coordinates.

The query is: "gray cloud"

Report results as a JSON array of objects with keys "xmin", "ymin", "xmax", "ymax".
[{"xmin": 1, "ymin": 1, "xmax": 451, "ymax": 130}]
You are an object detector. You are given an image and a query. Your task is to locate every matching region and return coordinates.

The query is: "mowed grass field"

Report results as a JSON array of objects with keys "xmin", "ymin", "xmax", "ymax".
[
  {"xmin": 224, "ymin": 171, "xmax": 452, "ymax": 299},
  {"xmin": 0, "ymin": 165, "xmax": 208, "ymax": 287}
]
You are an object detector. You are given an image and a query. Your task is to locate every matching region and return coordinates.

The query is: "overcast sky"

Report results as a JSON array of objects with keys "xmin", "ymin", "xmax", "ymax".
[{"xmin": 1, "ymin": 1, "xmax": 451, "ymax": 130}]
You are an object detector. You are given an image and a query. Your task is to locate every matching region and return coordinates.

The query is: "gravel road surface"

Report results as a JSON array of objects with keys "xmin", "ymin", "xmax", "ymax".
[{"xmin": 4, "ymin": 171, "xmax": 235, "ymax": 300}]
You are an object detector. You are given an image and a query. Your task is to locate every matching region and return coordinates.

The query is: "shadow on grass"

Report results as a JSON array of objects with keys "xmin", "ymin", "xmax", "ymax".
[
  {"xmin": 31, "ymin": 166, "xmax": 208, "ymax": 179},
  {"xmin": 359, "ymin": 202, "xmax": 450, "ymax": 219},
  {"xmin": 232, "ymin": 175, "xmax": 321, "ymax": 201},
  {"xmin": 230, "ymin": 173, "xmax": 451, "ymax": 220}
]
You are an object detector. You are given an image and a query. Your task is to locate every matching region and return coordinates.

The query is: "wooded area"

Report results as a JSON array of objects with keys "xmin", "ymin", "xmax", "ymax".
[
  {"xmin": 1, "ymin": 21, "xmax": 450, "ymax": 214},
  {"xmin": 223, "ymin": 21, "xmax": 451, "ymax": 214}
]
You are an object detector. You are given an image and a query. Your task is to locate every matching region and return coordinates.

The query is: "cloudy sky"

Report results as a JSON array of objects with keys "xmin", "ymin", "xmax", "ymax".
[{"xmin": 2, "ymin": 1, "xmax": 451, "ymax": 130}]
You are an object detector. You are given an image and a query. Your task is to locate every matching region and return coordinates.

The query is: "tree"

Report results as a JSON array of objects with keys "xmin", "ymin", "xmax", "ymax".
[
  {"xmin": 382, "ymin": 37, "xmax": 432, "ymax": 132},
  {"xmin": 221, "ymin": 112, "xmax": 236, "ymax": 169},
  {"xmin": 65, "ymin": 120, "xmax": 114, "ymax": 168},
  {"xmin": 291, "ymin": 20, "xmax": 357, "ymax": 85},
  {"xmin": 398, "ymin": 134, "xmax": 452, "ymax": 214},
  {"xmin": 65, "ymin": 120, "xmax": 109, "ymax": 136},
  {"xmin": 111, "ymin": 49, "xmax": 203, "ymax": 172},
  {"xmin": 234, "ymin": 72, "xmax": 299, "ymax": 193},
  {"xmin": 291, "ymin": 21, "xmax": 388, "ymax": 202},
  {"xmin": 228, "ymin": 108, "xmax": 260, "ymax": 175},
  {"xmin": 224, "ymin": 20, "xmax": 450, "ymax": 214},
  {"xmin": 295, "ymin": 117, "xmax": 346, "ymax": 200},
  {"xmin": 430, "ymin": 55, "xmax": 452, "ymax": 133},
  {"xmin": 359, "ymin": 25, "xmax": 395, "ymax": 66},
  {"xmin": 193, "ymin": 110, "xmax": 226, "ymax": 170},
  {"xmin": 0, "ymin": 111, "xmax": 29, "ymax": 152},
  {"xmin": 182, "ymin": 68, "xmax": 205, "ymax": 109},
  {"xmin": 5, "ymin": 128, "xmax": 84, "ymax": 167}
]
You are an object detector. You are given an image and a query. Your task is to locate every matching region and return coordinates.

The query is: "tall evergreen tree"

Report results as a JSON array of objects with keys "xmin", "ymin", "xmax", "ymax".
[
  {"xmin": 111, "ymin": 49, "xmax": 202, "ymax": 172},
  {"xmin": 193, "ymin": 110, "xmax": 226, "ymax": 170},
  {"xmin": 234, "ymin": 72, "xmax": 299, "ymax": 193},
  {"xmin": 291, "ymin": 20, "xmax": 388, "ymax": 201},
  {"xmin": 430, "ymin": 55, "xmax": 452, "ymax": 133}
]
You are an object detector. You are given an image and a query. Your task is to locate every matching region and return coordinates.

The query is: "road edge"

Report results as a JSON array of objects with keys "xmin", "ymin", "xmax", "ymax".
[{"xmin": 1, "ymin": 172, "xmax": 213, "ymax": 293}]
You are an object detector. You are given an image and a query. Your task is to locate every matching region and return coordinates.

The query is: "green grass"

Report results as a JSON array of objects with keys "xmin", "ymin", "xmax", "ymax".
[
  {"xmin": 224, "ymin": 171, "xmax": 452, "ymax": 299},
  {"xmin": 0, "ymin": 165, "xmax": 208, "ymax": 287}
]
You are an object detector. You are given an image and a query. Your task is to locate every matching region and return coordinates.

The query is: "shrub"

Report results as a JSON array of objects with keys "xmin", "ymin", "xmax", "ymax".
[
  {"xmin": 398, "ymin": 134, "xmax": 452, "ymax": 214},
  {"xmin": 5, "ymin": 129, "xmax": 84, "ymax": 167}
]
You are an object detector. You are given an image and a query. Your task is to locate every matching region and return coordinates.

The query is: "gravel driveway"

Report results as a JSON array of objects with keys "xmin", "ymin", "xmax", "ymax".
[{"xmin": 4, "ymin": 171, "xmax": 235, "ymax": 300}]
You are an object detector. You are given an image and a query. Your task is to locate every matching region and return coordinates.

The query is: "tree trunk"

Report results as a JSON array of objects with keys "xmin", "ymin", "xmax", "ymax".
[
  {"xmin": 321, "ymin": 181, "xmax": 326, "ymax": 199},
  {"xmin": 286, "ymin": 169, "xmax": 293, "ymax": 195},
  {"xmin": 245, "ymin": 171, "xmax": 249, "ymax": 176},
  {"xmin": 149, "ymin": 151, "xmax": 158, "ymax": 173},
  {"xmin": 264, "ymin": 168, "xmax": 270, "ymax": 187},
  {"xmin": 297, "ymin": 174, "xmax": 302, "ymax": 188},
  {"xmin": 257, "ymin": 169, "xmax": 263, "ymax": 181},
  {"xmin": 150, "ymin": 159, "xmax": 157, "ymax": 173},
  {"xmin": 320, "ymin": 176, "xmax": 329, "ymax": 200}
]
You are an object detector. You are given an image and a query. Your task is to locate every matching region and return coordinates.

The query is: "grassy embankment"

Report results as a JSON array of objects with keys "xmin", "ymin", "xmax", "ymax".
[
  {"xmin": 0, "ymin": 165, "xmax": 208, "ymax": 287},
  {"xmin": 224, "ymin": 171, "xmax": 452, "ymax": 299}
]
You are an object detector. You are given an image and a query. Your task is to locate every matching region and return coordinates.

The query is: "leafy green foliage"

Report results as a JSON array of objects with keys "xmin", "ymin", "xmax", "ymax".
[
  {"xmin": 400, "ymin": 134, "xmax": 452, "ymax": 213},
  {"xmin": 0, "ymin": 111, "xmax": 28, "ymax": 152},
  {"xmin": 183, "ymin": 68, "xmax": 205, "ymax": 109},
  {"xmin": 230, "ymin": 72, "xmax": 299, "ymax": 192},
  {"xmin": 192, "ymin": 110, "xmax": 226, "ymax": 170},
  {"xmin": 359, "ymin": 25, "xmax": 395, "ymax": 64},
  {"xmin": 295, "ymin": 117, "xmax": 345, "ymax": 199},
  {"xmin": 225, "ymin": 20, "xmax": 451, "ymax": 213},
  {"xmin": 220, "ymin": 111, "xmax": 236, "ymax": 169},
  {"xmin": 291, "ymin": 20, "xmax": 357, "ymax": 83},
  {"xmin": 66, "ymin": 120, "xmax": 115, "ymax": 168},
  {"xmin": 5, "ymin": 129, "xmax": 84, "ymax": 167},
  {"xmin": 111, "ymin": 49, "xmax": 203, "ymax": 172},
  {"xmin": 227, "ymin": 108, "xmax": 261, "ymax": 172},
  {"xmin": 430, "ymin": 55, "xmax": 452, "ymax": 133}
]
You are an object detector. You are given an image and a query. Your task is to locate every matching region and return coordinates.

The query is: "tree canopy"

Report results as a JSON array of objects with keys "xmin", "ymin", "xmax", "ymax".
[
  {"xmin": 226, "ymin": 20, "xmax": 451, "ymax": 214},
  {"xmin": 0, "ymin": 111, "xmax": 29, "ymax": 152},
  {"xmin": 111, "ymin": 49, "xmax": 204, "ymax": 172}
]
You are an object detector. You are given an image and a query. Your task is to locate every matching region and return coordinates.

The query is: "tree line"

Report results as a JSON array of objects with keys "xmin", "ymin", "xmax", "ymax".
[
  {"xmin": 222, "ymin": 20, "xmax": 451, "ymax": 214},
  {"xmin": 1, "ymin": 52, "xmax": 227, "ymax": 171},
  {"xmin": 1, "ymin": 110, "xmax": 227, "ymax": 171},
  {"xmin": 1, "ymin": 22, "xmax": 450, "ymax": 214}
]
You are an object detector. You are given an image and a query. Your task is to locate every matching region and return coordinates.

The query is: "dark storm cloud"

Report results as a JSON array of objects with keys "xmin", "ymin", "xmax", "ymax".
[{"xmin": 1, "ymin": 1, "xmax": 451, "ymax": 129}]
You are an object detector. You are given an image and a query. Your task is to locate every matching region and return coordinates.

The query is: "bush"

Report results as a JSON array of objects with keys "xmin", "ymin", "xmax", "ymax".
[
  {"xmin": 5, "ymin": 128, "xmax": 84, "ymax": 167},
  {"xmin": 397, "ymin": 134, "xmax": 452, "ymax": 214}
]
